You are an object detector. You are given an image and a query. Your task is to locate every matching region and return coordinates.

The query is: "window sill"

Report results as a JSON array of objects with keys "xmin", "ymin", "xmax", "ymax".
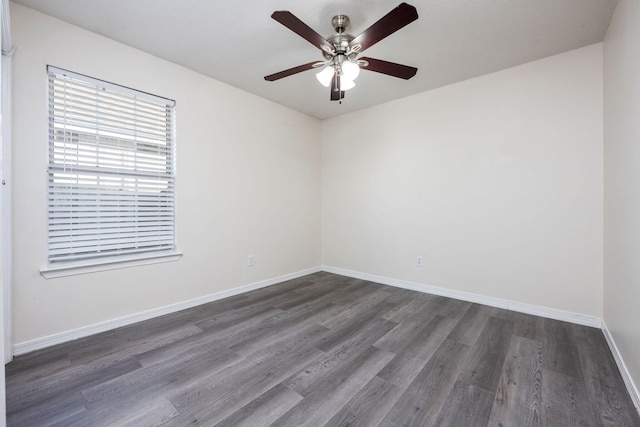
[{"xmin": 40, "ymin": 251, "xmax": 183, "ymax": 279}]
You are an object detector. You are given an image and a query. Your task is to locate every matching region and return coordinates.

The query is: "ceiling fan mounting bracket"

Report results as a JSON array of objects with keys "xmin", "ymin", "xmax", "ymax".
[{"xmin": 331, "ymin": 15, "xmax": 351, "ymax": 33}]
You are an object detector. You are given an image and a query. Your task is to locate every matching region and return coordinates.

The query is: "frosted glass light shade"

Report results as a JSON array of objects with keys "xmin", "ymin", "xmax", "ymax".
[
  {"xmin": 316, "ymin": 66, "xmax": 334, "ymax": 87},
  {"xmin": 342, "ymin": 61, "xmax": 360, "ymax": 81},
  {"xmin": 341, "ymin": 78, "xmax": 355, "ymax": 90}
]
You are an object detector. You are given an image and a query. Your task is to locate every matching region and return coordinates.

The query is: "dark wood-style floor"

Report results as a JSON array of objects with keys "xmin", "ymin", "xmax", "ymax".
[{"xmin": 6, "ymin": 272, "xmax": 640, "ymax": 426}]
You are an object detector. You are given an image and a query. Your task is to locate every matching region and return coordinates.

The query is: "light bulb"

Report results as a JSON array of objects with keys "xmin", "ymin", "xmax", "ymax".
[
  {"xmin": 342, "ymin": 61, "xmax": 360, "ymax": 81},
  {"xmin": 316, "ymin": 66, "xmax": 334, "ymax": 87}
]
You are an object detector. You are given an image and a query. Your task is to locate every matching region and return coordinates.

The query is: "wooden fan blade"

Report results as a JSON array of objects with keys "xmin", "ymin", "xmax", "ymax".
[
  {"xmin": 360, "ymin": 57, "xmax": 417, "ymax": 79},
  {"xmin": 264, "ymin": 61, "xmax": 318, "ymax": 81},
  {"xmin": 272, "ymin": 11, "xmax": 333, "ymax": 51},
  {"xmin": 350, "ymin": 3, "xmax": 418, "ymax": 52}
]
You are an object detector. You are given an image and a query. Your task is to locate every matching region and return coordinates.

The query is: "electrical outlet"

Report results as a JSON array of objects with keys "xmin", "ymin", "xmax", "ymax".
[
  {"xmin": 416, "ymin": 255, "xmax": 424, "ymax": 267},
  {"xmin": 248, "ymin": 255, "xmax": 255, "ymax": 267}
]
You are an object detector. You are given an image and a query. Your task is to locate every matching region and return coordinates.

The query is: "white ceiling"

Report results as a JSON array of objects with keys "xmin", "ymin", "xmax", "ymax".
[{"xmin": 12, "ymin": 0, "xmax": 617, "ymax": 120}]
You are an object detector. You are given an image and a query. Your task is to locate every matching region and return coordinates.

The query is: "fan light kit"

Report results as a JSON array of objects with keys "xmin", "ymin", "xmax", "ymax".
[{"xmin": 265, "ymin": 3, "xmax": 419, "ymax": 102}]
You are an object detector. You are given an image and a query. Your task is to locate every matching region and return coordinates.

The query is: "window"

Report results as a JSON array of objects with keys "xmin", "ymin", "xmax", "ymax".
[{"xmin": 46, "ymin": 66, "xmax": 177, "ymax": 270}]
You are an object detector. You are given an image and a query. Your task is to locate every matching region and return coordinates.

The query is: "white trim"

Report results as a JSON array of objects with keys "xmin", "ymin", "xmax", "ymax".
[
  {"xmin": 1, "ymin": 0, "xmax": 13, "ymax": 364},
  {"xmin": 322, "ymin": 265, "xmax": 602, "ymax": 328},
  {"xmin": 508, "ymin": 300, "xmax": 600, "ymax": 328},
  {"xmin": 40, "ymin": 251, "xmax": 183, "ymax": 279},
  {"xmin": 602, "ymin": 320, "xmax": 640, "ymax": 413},
  {"xmin": 0, "ymin": 4, "xmax": 10, "ymax": 425},
  {"xmin": 13, "ymin": 266, "xmax": 322, "ymax": 356}
]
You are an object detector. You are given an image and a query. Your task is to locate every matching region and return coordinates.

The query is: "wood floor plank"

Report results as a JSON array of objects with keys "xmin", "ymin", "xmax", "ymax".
[
  {"xmin": 194, "ymin": 304, "xmax": 285, "ymax": 340},
  {"xmin": 228, "ymin": 300, "xmax": 336, "ymax": 355},
  {"xmin": 377, "ymin": 288, "xmax": 420, "ymax": 315},
  {"xmin": 8, "ymin": 391, "xmax": 86, "ymax": 427},
  {"xmin": 324, "ymin": 280, "xmax": 388, "ymax": 307},
  {"xmin": 5, "ymin": 350, "xmax": 71, "ymax": 388},
  {"xmin": 380, "ymin": 291, "xmax": 440, "ymax": 323},
  {"xmin": 544, "ymin": 340, "xmax": 583, "ymax": 378},
  {"xmin": 434, "ymin": 380, "xmax": 495, "ymax": 427},
  {"xmin": 487, "ymin": 336, "xmax": 544, "ymax": 427},
  {"xmin": 273, "ymin": 346, "xmax": 395, "ymax": 426},
  {"xmin": 544, "ymin": 317, "xmax": 578, "ymax": 347},
  {"xmin": 433, "ymin": 297, "xmax": 472, "ymax": 320},
  {"xmin": 284, "ymin": 318, "xmax": 397, "ymax": 396},
  {"xmin": 315, "ymin": 309, "xmax": 398, "ymax": 353},
  {"xmin": 7, "ymin": 356, "xmax": 143, "ymax": 415},
  {"xmin": 541, "ymin": 368, "xmax": 595, "ymax": 426},
  {"xmin": 213, "ymin": 383, "xmax": 303, "ymax": 427},
  {"xmin": 188, "ymin": 301, "xmax": 330, "ymax": 362},
  {"xmin": 5, "ymin": 344, "xmax": 70, "ymax": 377},
  {"xmin": 458, "ymin": 316, "xmax": 515, "ymax": 393},
  {"xmin": 446, "ymin": 303, "xmax": 491, "ymax": 346},
  {"xmin": 81, "ymin": 346, "xmax": 239, "ymax": 411},
  {"xmin": 102, "ymin": 397, "xmax": 179, "ymax": 427},
  {"xmin": 164, "ymin": 329, "xmax": 326, "ymax": 425},
  {"xmin": 194, "ymin": 302, "xmax": 285, "ymax": 333},
  {"xmin": 70, "ymin": 323, "xmax": 204, "ymax": 366},
  {"xmin": 135, "ymin": 325, "xmax": 243, "ymax": 368},
  {"xmin": 318, "ymin": 287, "xmax": 395, "ymax": 330},
  {"xmin": 239, "ymin": 278, "xmax": 315, "ymax": 302},
  {"xmin": 376, "ymin": 315, "xmax": 458, "ymax": 388},
  {"xmin": 509, "ymin": 311, "xmax": 546, "ymax": 341},
  {"xmin": 6, "ymin": 272, "xmax": 640, "ymax": 426},
  {"xmin": 272, "ymin": 280, "xmax": 351, "ymax": 311},
  {"xmin": 324, "ymin": 375, "xmax": 402, "ymax": 427},
  {"xmin": 380, "ymin": 339, "xmax": 472, "ymax": 426},
  {"xmin": 54, "ymin": 395, "xmax": 179, "ymax": 427},
  {"xmin": 375, "ymin": 314, "xmax": 443, "ymax": 351},
  {"xmin": 543, "ymin": 315, "xmax": 584, "ymax": 379}
]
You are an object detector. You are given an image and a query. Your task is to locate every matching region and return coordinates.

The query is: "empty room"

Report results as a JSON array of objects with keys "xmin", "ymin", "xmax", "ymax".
[{"xmin": 1, "ymin": 0, "xmax": 640, "ymax": 425}]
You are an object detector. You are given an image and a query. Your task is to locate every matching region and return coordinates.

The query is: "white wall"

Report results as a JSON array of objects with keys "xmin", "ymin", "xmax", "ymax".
[
  {"xmin": 322, "ymin": 44, "xmax": 603, "ymax": 317},
  {"xmin": 603, "ymin": 0, "xmax": 640, "ymax": 400},
  {"xmin": 10, "ymin": 3, "xmax": 321, "ymax": 345},
  {"xmin": 10, "ymin": 1, "xmax": 610, "ymax": 352}
]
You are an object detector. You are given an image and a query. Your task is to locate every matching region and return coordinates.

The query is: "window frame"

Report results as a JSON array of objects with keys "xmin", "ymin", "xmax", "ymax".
[{"xmin": 41, "ymin": 66, "xmax": 181, "ymax": 278}]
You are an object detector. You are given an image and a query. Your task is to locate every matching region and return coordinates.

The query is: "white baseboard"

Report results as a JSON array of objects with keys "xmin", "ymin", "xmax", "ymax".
[
  {"xmin": 322, "ymin": 265, "xmax": 602, "ymax": 328},
  {"xmin": 507, "ymin": 300, "xmax": 601, "ymax": 328},
  {"xmin": 601, "ymin": 321, "xmax": 640, "ymax": 412},
  {"xmin": 13, "ymin": 266, "xmax": 322, "ymax": 356}
]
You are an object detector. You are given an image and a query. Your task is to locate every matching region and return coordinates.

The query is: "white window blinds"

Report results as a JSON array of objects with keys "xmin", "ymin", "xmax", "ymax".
[{"xmin": 47, "ymin": 66, "xmax": 176, "ymax": 264}]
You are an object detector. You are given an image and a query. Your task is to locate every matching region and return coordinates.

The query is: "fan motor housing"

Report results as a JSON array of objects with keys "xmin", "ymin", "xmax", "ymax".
[{"xmin": 325, "ymin": 33, "xmax": 354, "ymax": 56}]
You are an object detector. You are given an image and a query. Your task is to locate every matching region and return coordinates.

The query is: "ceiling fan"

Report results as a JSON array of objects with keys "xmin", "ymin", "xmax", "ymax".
[{"xmin": 264, "ymin": 3, "xmax": 419, "ymax": 102}]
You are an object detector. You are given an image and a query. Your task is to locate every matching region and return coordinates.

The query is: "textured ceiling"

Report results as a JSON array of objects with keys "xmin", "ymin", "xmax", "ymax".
[{"xmin": 12, "ymin": 0, "xmax": 617, "ymax": 119}]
